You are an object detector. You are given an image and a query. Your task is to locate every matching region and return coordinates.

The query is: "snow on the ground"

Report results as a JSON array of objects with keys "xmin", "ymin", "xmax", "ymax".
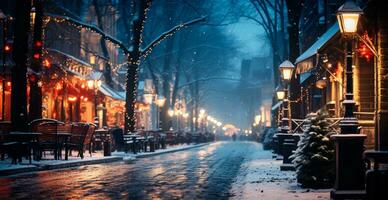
[
  {"xmin": 230, "ymin": 148, "xmax": 330, "ymax": 200},
  {"xmin": 0, "ymin": 151, "xmax": 117, "ymax": 171}
]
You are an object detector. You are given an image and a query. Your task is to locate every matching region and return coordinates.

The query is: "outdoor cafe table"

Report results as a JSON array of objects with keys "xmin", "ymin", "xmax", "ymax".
[{"xmin": 8, "ymin": 132, "xmax": 41, "ymax": 164}]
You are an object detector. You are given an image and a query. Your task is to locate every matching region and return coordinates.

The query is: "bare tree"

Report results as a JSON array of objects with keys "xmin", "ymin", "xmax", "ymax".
[{"xmin": 122, "ymin": 0, "xmax": 205, "ymax": 133}]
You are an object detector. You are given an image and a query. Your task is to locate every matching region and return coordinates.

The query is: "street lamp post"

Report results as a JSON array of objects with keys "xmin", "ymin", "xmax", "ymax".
[
  {"xmin": 88, "ymin": 79, "xmax": 102, "ymax": 126},
  {"xmin": 279, "ymin": 60, "xmax": 295, "ymax": 133},
  {"xmin": 277, "ymin": 60, "xmax": 296, "ymax": 171},
  {"xmin": 168, "ymin": 108, "xmax": 174, "ymax": 130},
  {"xmin": 156, "ymin": 96, "xmax": 166, "ymax": 130},
  {"xmin": 330, "ymin": 1, "xmax": 366, "ymax": 199}
]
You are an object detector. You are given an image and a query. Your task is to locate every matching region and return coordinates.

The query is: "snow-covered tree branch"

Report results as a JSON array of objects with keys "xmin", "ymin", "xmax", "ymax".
[{"xmin": 140, "ymin": 15, "xmax": 206, "ymax": 59}]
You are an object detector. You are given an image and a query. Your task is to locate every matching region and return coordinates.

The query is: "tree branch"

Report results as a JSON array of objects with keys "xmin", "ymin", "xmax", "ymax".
[
  {"xmin": 45, "ymin": 13, "xmax": 131, "ymax": 54},
  {"xmin": 140, "ymin": 16, "xmax": 206, "ymax": 58}
]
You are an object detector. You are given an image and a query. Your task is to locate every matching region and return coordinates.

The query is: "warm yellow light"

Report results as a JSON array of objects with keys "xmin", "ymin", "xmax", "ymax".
[
  {"xmin": 68, "ymin": 96, "xmax": 77, "ymax": 102},
  {"xmin": 254, "ymin": 115, "xmax": 261, "ymax": 124},
  {"xmin": 182, "ymin": 113, "xmax": 189, "ymax": 119},
  {"xmin": 30, "ymin": 7, "xmax": 36, "ymax": 25},
  {"xmin": 87, "ymin": 80, "xmax": 94, "ymax": 89},
  {"xmin": 96, "ymin": 80, "xmax": 102, "ymax": 88},
  {"xmin": 90, "ymin": 55, "xmax": 96, "ymax": 65},
  {"xmin": 279, "ymin": 60, "xmax": 295, "ymax": 81},
  {"xmin": 341, "ymin": 13, "xmax": 359, "ymax": 33},
  {"xmin": 175, "ymin": 110, "xmax": 182, "ymax": 116},
  {"xmin": 200, "ymin": 109, "xmax": 206, "ymax": 115},
  {"xmin": 216, "ymin": 122, "xmax": 222, "ymax": 127},
  {"xmin": 283, "ymin": 69, "xmax": 292, "ymax": 80},
  {"xmin": 168, "ymin": 109, "xmax": 174, "ymax": 117},
  {"xmin": 143, "ymin": 93, "xmax": 154, "ymax": 104},
  {"xmin": 156, "ymin": 96, "xmax": 166, "ymax": 107},
  {"xmin": 336, "ymin": 1, "xmax": 362, "ymax": 34},
  {"xmin": 276, "ymin": 90, "xmax": 285, "ymax": 100}
]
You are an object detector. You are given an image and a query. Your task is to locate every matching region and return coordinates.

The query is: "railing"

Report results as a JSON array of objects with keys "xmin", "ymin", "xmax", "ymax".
[{"xmin": 291, "ymin": 117, "xmax": 343, "ymax": 134}]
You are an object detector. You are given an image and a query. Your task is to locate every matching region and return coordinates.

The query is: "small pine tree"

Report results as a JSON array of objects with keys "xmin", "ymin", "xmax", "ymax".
[{"xmin": 290, "ymin": 110, "xmax": 335, "ymax": 188}]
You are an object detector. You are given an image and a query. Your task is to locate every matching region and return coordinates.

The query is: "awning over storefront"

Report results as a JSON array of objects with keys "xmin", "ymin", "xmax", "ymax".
[
  {"xmin": 99, "ymin": 83, "xmax": 125, "ymax": 101},
  {"xmin": 295, "ymin": 23, "xmax": 340, "ymax": 74},
  {"xmin": 46, "ymin": 48, "xmax": 93, "ymax": 78}
]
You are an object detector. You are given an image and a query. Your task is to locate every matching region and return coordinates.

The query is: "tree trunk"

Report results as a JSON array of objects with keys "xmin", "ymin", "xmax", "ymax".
[
  {"xmin": 11, "ymin": 0, "xmax": 31, "ymax": 131},
  {"xmin": 29, "ymin": 0, "xmax": 43, "ymax": 122},
  {"xmin": 160, "ymin": 37, "xmax": 174, "ymax": 131},
  {"xmin": 124, "ymin": 0, "xmax": 150, "ymax": 134},
  {"xmin": 160, "ymin": 1, "xmax": 176, "ymax": 132}
]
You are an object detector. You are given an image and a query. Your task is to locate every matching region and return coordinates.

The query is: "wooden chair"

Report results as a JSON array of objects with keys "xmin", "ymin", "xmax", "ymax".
[
  {"xmin": 83, "ymin": 123, "xmax": 96, "ymax": 157},
  {"xmin": 66, "ymin": 123, "xmax": 89, "ymax": 159},
  {"xmin": 29, "ymin": 119, "xmax": 67, "ymax": 160}
]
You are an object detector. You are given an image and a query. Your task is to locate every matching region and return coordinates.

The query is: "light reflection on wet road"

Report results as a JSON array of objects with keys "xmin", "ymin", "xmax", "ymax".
[{"xmin": 0, "ymin": 141, "xmax": 267, "ymax": 199}]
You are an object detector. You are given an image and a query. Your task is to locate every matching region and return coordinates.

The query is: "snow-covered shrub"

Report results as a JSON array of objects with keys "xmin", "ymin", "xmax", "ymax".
[{"xmin": 290, "ymin": 111, "xmax": 335, "ymax": 188}]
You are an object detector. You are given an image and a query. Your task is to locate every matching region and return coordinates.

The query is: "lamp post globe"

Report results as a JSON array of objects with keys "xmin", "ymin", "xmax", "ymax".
[
  {"xmin": 336, "ymin": 1, "xmax": 363, "ymax": 34},
  {"xmin": 279, "ymin": 60, "xmax": 295, "ymax": 82},
  {"xmin": 276, "ymin": 86, "xmax": 286, "ymax": 100}
]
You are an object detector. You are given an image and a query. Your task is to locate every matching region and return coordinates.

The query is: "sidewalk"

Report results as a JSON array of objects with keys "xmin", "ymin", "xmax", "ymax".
[
  {"xmin": 230, "ymin": 150, "xmax": 330, "ymax": 200},
  {"xmin": 0, "ymin": 143, "xmax": 209, "ymax": 176}
]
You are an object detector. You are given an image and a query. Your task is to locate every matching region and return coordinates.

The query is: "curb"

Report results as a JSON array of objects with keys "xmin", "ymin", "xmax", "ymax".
[
  {"xmin": 39, "ymin": 156, "xmax": 123, "ymax": 170},
  {"xmin": 0, "ymin": 166, "xmax": 39, "ymax": 176},
  {"xmin": 0, "ymin": 142, "xmax": 211, "ymax": 176},
  {"xmin": 135, "ymin": 143, "xmax": 209, "ymax": 158}
]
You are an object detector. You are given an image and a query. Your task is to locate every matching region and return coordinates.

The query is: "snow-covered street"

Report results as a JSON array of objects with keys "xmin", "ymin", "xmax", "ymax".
[{"xmin": 0, "ymin": 141, "xmax": 329, "ymax": 199}]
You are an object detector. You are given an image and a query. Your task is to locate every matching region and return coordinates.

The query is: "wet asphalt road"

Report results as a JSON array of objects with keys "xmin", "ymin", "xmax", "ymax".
[{"xmin": 0, "ymin": 141, "xmax": 268, "ymax": 200}]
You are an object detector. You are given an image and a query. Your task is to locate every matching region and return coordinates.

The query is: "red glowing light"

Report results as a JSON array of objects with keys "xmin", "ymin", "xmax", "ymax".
[
  {"xmin": 4, "ymin": 44, "xmax": 11, "ymax": 52},
  {"xmin": 35, "ymin": 41, "xmax": 43, "ymax": 47},
  {"xmin": 358, "ymin": 33, "xmax": 373, "ymax": 62},
  {"xmin": 33, "ymin": 53, "xmax": 40, "ymax": 59}
]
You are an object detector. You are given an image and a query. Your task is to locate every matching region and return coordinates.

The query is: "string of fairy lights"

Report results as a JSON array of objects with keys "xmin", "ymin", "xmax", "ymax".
[{"xmin": 38, "ymin": 0, "xmax": 204, "ymax": 132}]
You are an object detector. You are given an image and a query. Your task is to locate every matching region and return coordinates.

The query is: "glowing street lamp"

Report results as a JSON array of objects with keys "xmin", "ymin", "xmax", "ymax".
[
  {"xmin": 278, "ymin": 60, "xmax": 295, "ymax": 133},
  {"xmin": 87, "ymin": 79, "xmax": 102, "ymax": 123},
  {"xmin": 154, "ymin": 95, "xmax": 166, "ymax": 130},
  {"xmin": 182, "ymin": 112, "xmax": 189, "ymax": 118},
  {"xmin": 336, "ymin": 1, "xmax": 362, "ymax": 34},
  {"xmin": 156, "ymin": 96, "xmax": 166, "ymax": 107},
  {"xmin": 279, "ymin": 60, "xmax": 295, "ymax": 82},
  {"xmin": 89, "ymin": 55, "xmax": 96, "ymax": 65},
  {"xmin": 30, "ymin": 7, "xmax": 36, "ymax": 26},
  {"xmin": 143, "ymin": 93, "xmax": 154, "ymax": 104},
  {"xmin": 330, "ymin": 2, "xmax": 365, "ymax": 198},
  {"xmin": 168, "ymin": 109, "xmax": 174, "ymax": 117},
  {"xmin": 276, "ymin": 87, "xmax": 285, "ymax": 101}
]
